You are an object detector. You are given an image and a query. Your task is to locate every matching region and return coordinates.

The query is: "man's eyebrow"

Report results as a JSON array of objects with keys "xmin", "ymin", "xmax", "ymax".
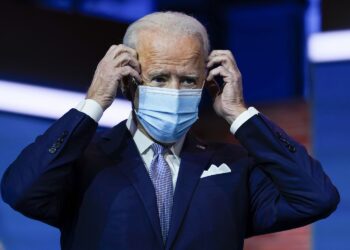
[
  {"xmin": 147, "ymin": 70, "xmax": 199, "ymax": 79},
  {"xmin": 148, "ymin": 70, "xmax": 170, "ymax": 77},
  {"xmin": 181, "ymin": 74, "xmax": 199, "ymax": 78}
]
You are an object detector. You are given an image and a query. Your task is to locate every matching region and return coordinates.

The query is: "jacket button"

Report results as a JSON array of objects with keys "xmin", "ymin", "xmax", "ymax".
[
  {"xmin": 288, "ymin": 145, "xmax": 296, "ymax": 153},
  {"xmin": 52, "ymin": 142, "xmax": 61, "ymax": 148},
  {"xmin": 279, "ymin": 137, "xmax": 288, "ymax": 143},
  {"xmin": 276, "ymin": 132, "xmax": 286, "ymax": 139},
  {"xmin": 48, "ymin": 147, "xmax": 57, "ymax": 154},
  {"xmin": 61, "ymin": 131, "xmax": 69, "ymax": 137}
]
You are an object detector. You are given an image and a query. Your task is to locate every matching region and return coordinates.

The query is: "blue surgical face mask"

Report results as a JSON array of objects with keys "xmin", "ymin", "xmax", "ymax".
[{"xmin": 134, "ymin": 85, "xmax": 202, "ymax": 143}]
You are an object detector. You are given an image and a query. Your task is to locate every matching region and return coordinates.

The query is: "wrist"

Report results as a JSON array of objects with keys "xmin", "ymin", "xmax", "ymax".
[
  {"xmin": 229, "ymin": 107, "xmax": 259, "ymax": 134},
  {"xmin": 224, "ymin": 106, "xmax": 248, "ymax": 125},
  {"xmin": 75, "ymin": 99, "xmax": 104, "ymax": 122},
  {"xmin": 85, "ymin": 94, "xmax": 107, "ymax": 111}
]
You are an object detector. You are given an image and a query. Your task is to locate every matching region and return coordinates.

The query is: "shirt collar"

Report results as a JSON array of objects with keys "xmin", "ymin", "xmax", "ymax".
[{"xmin": 125, "ymin": 113, "xmax": 185, "ymax": 159}]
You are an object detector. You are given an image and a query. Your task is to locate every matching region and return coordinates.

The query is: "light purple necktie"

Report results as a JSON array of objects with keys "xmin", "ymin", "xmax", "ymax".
[{"xmin": 149, "ymin": 143, "xmax": 174, "ymax": 243}]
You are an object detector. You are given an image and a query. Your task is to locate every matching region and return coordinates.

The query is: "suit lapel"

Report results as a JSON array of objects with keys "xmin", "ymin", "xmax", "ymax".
[
  {"xmin": 97, "ymin": 122, "xmax": 163, "ymax": 248},
  {"xmin": 98, "ymin": 124, "xmax": 214, "ymax": 249},
  {"xmin": 166, "ymin": 136, "xmax": 214, "ymax": 250}
]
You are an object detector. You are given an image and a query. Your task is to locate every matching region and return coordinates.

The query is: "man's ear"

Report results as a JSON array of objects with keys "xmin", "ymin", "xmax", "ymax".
[
  {"xmin": 120, "ymin": 78, "xmax": 131, "ymax": 101},
  {"xmin": 133, "ymin": 87, "xmax": 139, "ymax": 111},
  {"xmin": 121, "ymin": 77, "xmax": 139, "ymax": 101},
  {"xmin": 204, "ymin": 79, "xmax": 220, "ymax": 102}
]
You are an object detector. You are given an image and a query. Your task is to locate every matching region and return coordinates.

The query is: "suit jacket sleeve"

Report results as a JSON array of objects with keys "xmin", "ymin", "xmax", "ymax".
[
  {"xmin": 234, "ymin": 114, "xmax": 340, "ymax": 237},
  {"xmin": 1, "ymin": 109, "xmax": 98, "ymax": 228}
]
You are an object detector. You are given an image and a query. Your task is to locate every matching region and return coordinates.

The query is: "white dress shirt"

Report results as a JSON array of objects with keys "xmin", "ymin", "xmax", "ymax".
[
  {"xmin": 124, "ymin": 114, "xmax": 185, "ymax": 190},
  {"xmin": 75, "ymin": 99, "xmax": 259, "ymax": 190}
]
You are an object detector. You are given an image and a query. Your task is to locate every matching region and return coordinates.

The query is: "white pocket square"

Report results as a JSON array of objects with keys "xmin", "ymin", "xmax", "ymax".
[{"xmin": 200, "ymin": 163, "xmax": 231, "ymax": 178}]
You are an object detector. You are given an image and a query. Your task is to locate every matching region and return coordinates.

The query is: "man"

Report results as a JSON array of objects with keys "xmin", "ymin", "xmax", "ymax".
[{"xmin": 1, "ymin": 12, "xmax": 339, "ymax": 250}]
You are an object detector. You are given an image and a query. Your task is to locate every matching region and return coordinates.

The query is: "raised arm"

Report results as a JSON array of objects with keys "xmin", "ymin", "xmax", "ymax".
[
  {"xmin": 1, "ymin": 44, "xmax": 140, "ymax": 227},
  {"xmin": 236, "ymin": 114, "xmax": 339, "ymax": 236},
  {"xmin": 1, "ymin": 109, "xmax": 97, "ymax": 227},
  {"xmin": 206, "ymin": 49, "xmax": 339, "ymax": 237}
]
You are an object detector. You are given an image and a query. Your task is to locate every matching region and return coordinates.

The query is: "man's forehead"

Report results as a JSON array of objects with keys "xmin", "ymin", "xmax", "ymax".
[{"xmin": 136, "ymin": 29, "xmax": 205, "ymax": 58}]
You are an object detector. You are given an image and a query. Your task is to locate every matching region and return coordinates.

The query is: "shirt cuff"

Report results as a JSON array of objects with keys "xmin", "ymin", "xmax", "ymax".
[
  {"xmin": 74, "ymin": 99, "xmax": 104, "ymax": 122},
  {"xmin": 230, "ymin": 107, "xmax": 259, "ymax": 134}
]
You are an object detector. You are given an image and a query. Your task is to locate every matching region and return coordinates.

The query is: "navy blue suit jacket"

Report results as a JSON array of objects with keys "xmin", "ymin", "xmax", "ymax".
[{"xmin": 1, "ymin": 109, "xmax": 339, "ymax": 250}]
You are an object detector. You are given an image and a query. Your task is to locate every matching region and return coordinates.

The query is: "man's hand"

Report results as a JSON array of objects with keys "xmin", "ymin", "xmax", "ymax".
[
  {"xmin": 86, "ymin": 44, "xmax": 142, "ymax": 111},
  {"xmin": 206, "ymin": 50, "xmax": 247, "ymax": 125}
]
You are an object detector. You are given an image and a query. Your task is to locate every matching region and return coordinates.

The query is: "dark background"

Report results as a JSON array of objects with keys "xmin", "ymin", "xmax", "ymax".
[
  {"xmin": 1, "ymin": 0, "xmax": 349, "ymax": 103},
  {"xmin": 1, "ymin": 1, "xmax": 349, "ymax": 250}
]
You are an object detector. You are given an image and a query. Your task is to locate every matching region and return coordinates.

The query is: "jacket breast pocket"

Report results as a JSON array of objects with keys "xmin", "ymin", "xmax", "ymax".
[{"xmin": 199, "ymin": 167, "xmax": 243, "ymax": 187}]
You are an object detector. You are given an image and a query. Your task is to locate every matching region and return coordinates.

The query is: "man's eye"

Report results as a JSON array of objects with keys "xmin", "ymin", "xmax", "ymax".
[
  {"xmin": 152, "ymin": 76, "xmax": 167, "ymax": 83},
  {"xmin": 182, "ymin": 78, "xmax": 196, "ymax": 85}
]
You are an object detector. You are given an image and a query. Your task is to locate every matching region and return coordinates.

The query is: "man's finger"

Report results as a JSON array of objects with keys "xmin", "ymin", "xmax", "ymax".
[
  {"xmin": 113, "ymin": 45, "xmax": 138, "ymax": 59},
  {"xmin": 106, "ymin": 44, "xmax": 118, "ymax": 54},
  {"xmin": 206, "ymin": 65, "xmax": 230, "ymax": 82},
  {"xmin": 208, "ymin": 50, "xmax": 233, "ymax": 59},
  {"xmin": 208, "ymin": 50, "xmax": 237, "ymax": 66},
  {"xmin": 117, "ymin": 66, "xmax": 142, "ymax": 82},
  {"xmin": 104, "ymin": 45, "xmax": 119, "ymax": 60},
  {"xmin": 114, "ymin": 53, "xmax": 141, "ymax": 73},
  {"xmin": 207, "ymin": 55, "xmax": 235, "ymax": 71}
]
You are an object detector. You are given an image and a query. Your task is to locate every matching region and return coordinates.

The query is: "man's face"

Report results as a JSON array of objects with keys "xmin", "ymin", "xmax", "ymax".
[{"xmin": 136, "ymin": 29, "xmax": 206, "ymax": 90}]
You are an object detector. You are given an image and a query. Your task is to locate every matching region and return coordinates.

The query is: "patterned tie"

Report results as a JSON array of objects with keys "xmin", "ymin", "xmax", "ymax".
[{"xmin": 149, "ymin": 143, "xmax": 174, "ymax": 243}]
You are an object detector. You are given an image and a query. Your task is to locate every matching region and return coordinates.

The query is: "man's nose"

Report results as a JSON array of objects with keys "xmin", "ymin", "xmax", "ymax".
[{"xmin": 168, "ymin": 78, "xmax": 181, "ymax": 89}]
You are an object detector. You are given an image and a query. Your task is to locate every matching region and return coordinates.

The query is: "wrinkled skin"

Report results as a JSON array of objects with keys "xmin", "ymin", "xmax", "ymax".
[{"xmin": 86, "ymin": 29, "xmax": 247, "ymax": 135}]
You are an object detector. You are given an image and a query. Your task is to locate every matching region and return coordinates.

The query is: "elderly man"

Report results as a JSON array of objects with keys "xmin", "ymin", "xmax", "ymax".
[{"xmin": 1, "ymin": 12, "xmax": 339, "ymax": 250}]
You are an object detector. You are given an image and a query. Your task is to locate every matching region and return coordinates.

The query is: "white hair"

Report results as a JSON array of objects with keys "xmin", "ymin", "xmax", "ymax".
[{"xmin": 123, "ymin": 11, "xmax": 210, "ymax": 57}]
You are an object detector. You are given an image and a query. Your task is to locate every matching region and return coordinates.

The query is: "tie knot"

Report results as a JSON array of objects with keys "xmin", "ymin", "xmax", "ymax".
[{"xmin": 151, "ymin": 143, "xmax": 168, "ymax": 155}]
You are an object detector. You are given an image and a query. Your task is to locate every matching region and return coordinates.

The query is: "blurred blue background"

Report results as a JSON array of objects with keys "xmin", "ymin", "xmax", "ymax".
[{"xmin": 0, "ymin": 0, "xmax": 349, "ymax": 249}]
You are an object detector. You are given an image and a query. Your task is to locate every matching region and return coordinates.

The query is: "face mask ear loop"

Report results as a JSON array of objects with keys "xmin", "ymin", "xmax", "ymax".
[
  {"xmin": 130, "ymin": 77, "xmax": 140, "ymax": 105},
  {"xmin": 129, "ymin": 77, "xmax": 141, "ymax": 128}
]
